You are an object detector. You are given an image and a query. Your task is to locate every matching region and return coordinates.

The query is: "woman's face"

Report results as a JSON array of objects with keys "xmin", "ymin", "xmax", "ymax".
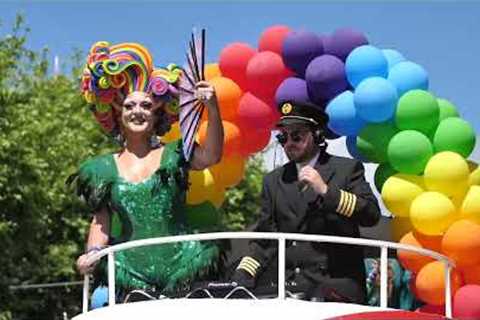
[{"xmin": 121, "ymin": 91, "xmax": 161, "ymax": 135}]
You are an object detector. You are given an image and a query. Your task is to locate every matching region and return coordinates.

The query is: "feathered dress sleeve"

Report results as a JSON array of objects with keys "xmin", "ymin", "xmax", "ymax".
[{"xmin": 66, "ymin": 154, "xmax": 116, "ymax": 212}]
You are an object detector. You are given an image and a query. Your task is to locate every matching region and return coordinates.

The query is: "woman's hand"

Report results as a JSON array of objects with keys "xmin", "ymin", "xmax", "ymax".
[
  {"xmin": 194, "ymin": 81, "xmax": 218, "ymax": 110},
  {"xmin": 191, "ymin": 81, "xmax": 224, "ymax": 170},
  {"xmin": 76, "ymin": 252, "xmax": 99, "ymax": 275}
]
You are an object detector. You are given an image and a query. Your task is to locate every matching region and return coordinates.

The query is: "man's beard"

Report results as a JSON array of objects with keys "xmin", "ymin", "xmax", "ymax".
[{"xmin": 285, "ymin": 144, "xmax": 319, "ymax": 163}]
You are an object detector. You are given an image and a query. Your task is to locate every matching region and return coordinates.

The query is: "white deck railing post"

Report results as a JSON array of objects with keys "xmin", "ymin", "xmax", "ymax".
[
  {"xmin": 278, "ymin": 237, "xmax": 286, "ymax": 300},
  {"xmin": 82, "ymin": 275, "xmax": 89, "ymax": 313},
  {"xmin": 108, "ymin": 252, "xmax": 116, "ymax": 306},
  {"xmin": 379, "ymin": 246, "xmax": 388, "ymax": 308},
  {"xmin": 444, "ymin": 262, "xmax": 452, "ymax": 318}
]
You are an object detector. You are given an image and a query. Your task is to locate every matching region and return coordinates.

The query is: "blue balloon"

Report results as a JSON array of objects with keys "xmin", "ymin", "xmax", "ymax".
[
  {"xmin": 91, "ymin": 286, "xmax": 108, "ymax": 309},
  {"xmin": 382, "ymin": 49, "xmax": 406, "ymax": 70},
  {"xmin": 346, "ymin": 135, "xmax": 369, "ymax": 162},
  {"xmin": 387, "ymin": 61, "xmax": 429, "ymax": 98},
  {"xmin": 326, "ymin": 91, "xmax": 366, "ymax": 136},
  {"xmin": 354, "ymin": 77, "xmax": 398, "ymax": 123},
  {"xmin": 345, "ymin": 45, "xmax": 388, "ymax": 87}
]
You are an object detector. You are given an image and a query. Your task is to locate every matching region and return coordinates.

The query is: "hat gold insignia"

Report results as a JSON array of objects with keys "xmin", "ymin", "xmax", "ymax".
[{"xmin": 281, "ymin": 103, "xmax": 293, "ymax": 115}]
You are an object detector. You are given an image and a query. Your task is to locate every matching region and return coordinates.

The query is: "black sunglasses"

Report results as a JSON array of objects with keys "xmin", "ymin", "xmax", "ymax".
[{"xmin": 275, "ymin": 130, "xmax": 308, "ymax": 146}]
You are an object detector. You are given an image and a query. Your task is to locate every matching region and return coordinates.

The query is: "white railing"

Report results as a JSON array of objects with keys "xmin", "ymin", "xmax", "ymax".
[{"xmin": 82, "ymin": 232, "xmax": 455, "ymax": 318}]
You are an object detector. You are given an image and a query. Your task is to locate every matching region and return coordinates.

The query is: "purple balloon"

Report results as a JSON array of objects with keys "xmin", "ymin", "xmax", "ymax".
[
  {"xmin": 282, "ymin": 31, "xmax": 324, "ymax": 76},
  {"xmin": 324, "ymin": 28, "xmax": 369, "ymax": 61},
  {"xmin": 275, "ymin": 77, "xmax": 310, "ymax": 106},
  {"xmin": 305, "ymin": 54, "xmax": 349, "ymax": 103}
]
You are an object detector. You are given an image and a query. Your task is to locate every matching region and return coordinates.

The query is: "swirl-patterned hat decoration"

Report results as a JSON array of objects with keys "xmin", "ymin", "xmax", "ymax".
[{"xmin": 81, "ymin": 41, "xmax": 181, "ymax": 135}]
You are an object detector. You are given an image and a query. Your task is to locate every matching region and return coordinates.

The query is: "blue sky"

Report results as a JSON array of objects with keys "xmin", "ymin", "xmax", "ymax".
[{"xmin": 1, "ymin": 1, "xmax": 479, "ymax": 134}]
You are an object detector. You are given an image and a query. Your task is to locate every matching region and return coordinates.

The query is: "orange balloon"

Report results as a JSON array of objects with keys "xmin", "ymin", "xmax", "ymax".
[
  {"xmin": 208, "ymin": 77, "xmax": 242, "ymax": 121},
  {"xmin": 205, "ymin": 63, "xmax": 222, "ymax": 81},
  {"xmin": 415, "ymin": 261, "xmax": 463, "ymax": 306},
  {"xmin": 210, "ymin": 155, "xmax": 246, "ymax": 188},
  {"xmin": 161, "ymin": 122, "xmax": 180, "ymax": 143},
  {"xmin": 398, "ymin": 231, "xmax": 443, "ymax": 273},
  {"xmin": 462, "ymin": 264, "xmax": 480, "ymax": 285},
  {"xmin": 198, "ymin": 120, "xmax": 242, "ymax": 157},
  {"xmin": 442, "ymin": 219, "xmax": 480, "ymax": 268}
]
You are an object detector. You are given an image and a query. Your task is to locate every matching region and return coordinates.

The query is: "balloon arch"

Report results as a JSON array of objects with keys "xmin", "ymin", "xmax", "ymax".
[{"xmin": 156, "ymin": 25, "xmax": 479, "ymax": 318}]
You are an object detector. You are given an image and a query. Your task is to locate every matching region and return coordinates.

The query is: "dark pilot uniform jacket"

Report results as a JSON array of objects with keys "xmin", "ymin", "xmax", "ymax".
[{"xmin": 237, "ymin": 151, "xmax": 381, "ymax": 302}]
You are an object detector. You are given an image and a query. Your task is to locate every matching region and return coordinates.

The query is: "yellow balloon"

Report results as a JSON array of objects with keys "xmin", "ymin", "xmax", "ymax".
[
  {"xmin": 424, "ymin": 151, "xmax": 470, "ymax": 199},
  {"xmin": 381, "ymin": 174, "xmax": 425, "ymax": 217},
  {"xmin": 410, "ymin": 192, "xmax": 458, "ymax": 236},
  {"xmin": 162, "ymin": 122, "xmax": 181, "ymax": 144},
  {"xmin": 205, "ymin": 63, "xmax": 222, "ymax": 81},
  {"xmin": 461, "ymin": 186, "xmax": 480, "ymax": 224},
  {"xmin": 187, "ymin": 169, "xmax": 216, "ymax": 205},
  {"xmin": 210, "ymin": 186, "xmax": 226, "ymax": 209},
  {"xmin": 469, "ymin": 161, "xmax": 480, "ymax": 186},
  {"xmin": 210, "ymin": 155, "xmax": 246, "ymax": 188}
]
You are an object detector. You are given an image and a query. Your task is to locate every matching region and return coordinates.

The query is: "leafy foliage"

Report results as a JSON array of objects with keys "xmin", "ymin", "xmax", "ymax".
[
  {"xmin": 0, "ymin": 15, "xmax": 114, "ymax": 319},
  {"xmin": 221, "ymin": 155, "xmax": 265, "ymax": 231}
]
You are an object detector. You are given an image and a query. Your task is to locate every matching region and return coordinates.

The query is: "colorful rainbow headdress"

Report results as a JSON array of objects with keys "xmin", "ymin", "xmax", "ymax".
[{"xmin": 81, "ymin": 41, "xmax": 181, "ymax": 136}]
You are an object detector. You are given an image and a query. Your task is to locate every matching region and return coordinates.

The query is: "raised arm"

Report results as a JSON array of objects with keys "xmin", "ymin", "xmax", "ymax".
[{"xmin": 190, "ymin": 81, "xmax": 224, "ymax": 170}]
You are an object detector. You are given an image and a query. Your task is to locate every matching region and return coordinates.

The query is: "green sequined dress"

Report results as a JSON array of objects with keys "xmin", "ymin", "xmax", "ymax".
[{"xmin": 69, "ymin": 140, "xmax": 219, "ymax": 293}]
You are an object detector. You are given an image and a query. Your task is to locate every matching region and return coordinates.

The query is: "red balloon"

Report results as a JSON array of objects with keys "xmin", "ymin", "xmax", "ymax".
[
  {"xmin": 246, "ymin": 51, "xmax": 292, "ymax": 101},
  {"xmin": 237, "ymin": 92, "xmax": 276, "ymax": 131},
  {"xmin": 453, "ymin": 285, "xmax": 480, "ymax": 319},
  {"xmin": 238, "ymin": 127, "xmax": 271, "ymax": 156},
  {"xmin": 258, "ymin": 25, "xmax": 292, "ymax": 55},
  {"xmin": 462, "ymin": 264, "xmax": 480, "ymax": 285},
  {"xmin": 219, "ymin": 43, "xmax": 256, "ymax": 91},
  {"xmin": 416, "ymin": 304, "xmax": 445, "ymax": 316}
]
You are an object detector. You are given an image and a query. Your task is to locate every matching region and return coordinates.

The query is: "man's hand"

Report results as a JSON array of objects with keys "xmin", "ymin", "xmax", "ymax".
[
  {"xmin": 194, "ymin": 81, "xmax": 218, "ymax": 110},
  {"xmin": 298, "ymin": 165, "xmax": 328, "ymax": 195}
]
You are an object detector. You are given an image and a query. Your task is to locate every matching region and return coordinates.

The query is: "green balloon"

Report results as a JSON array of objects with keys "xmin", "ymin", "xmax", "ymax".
[
  {"xmin": 357, "ymin": 122, "xmax": 398, "ymax": 163},
  {"xmin": 388, "ymin": 130, "xmax": 433, "ymax": 174},
  {"xmin": 437, "ymin": 98, "xmax": 459, "ymax": 122},
  {"xmin": 395, "ymin": 90, "xmax": 439, "ymax": 135},
  {"xmin": 433, "ymin": 117, "xmax": 476, "ymax": 158},
  {"xmin": 374, "ymin": 163, "xmax": 398, "ymax": 193},
  {"xmin": 185, "ymin": 201, "xmax": 219, "ymax": 231}
]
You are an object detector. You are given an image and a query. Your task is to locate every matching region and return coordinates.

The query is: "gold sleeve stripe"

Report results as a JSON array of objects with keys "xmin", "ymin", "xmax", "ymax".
[
  {"xmin": 343, "ymin": 192, "xmax": 353, "ymax": 216},
  {"xmin": 237, "ymin": 256, "xmax": 261, "ymax": 277},
  {"xmin": 238, "ymin": 263, "xmax": 256, "ymax": 277},
  {"xmin": 240, "ymin": 260, "xmax": 259, "ymax": 272},
  {"xmin": 344, "ymin": 192, "xmax": 354, "ymax": 217},
  {"xmin": 346, "ymin": 194, "xmax": 357, "ymax": 217},
  {"xmin": 243, "ymin": 256, "xmax": 260, "ymax": 268},
  {"xmin": 336, "ymin": 190, "xmax": 347, "ymax": 214},
  {"xmin": 341, "ymin": 191, "xmax": 352, "ymax": 216}
]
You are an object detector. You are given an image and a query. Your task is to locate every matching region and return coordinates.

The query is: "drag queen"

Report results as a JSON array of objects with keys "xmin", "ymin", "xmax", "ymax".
[{"xmin": 70, "ymin": 41, "xmax": 223, "ymax": 297}]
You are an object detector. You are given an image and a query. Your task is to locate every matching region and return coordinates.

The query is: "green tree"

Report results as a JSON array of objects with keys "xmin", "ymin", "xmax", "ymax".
[
  {"xmin": 221, "ymin": 155, "xmax": 265, "ymax": 231},
  {"xmin": 0, "ymin": 15, "xmax": 114, "ymax": 319}
]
